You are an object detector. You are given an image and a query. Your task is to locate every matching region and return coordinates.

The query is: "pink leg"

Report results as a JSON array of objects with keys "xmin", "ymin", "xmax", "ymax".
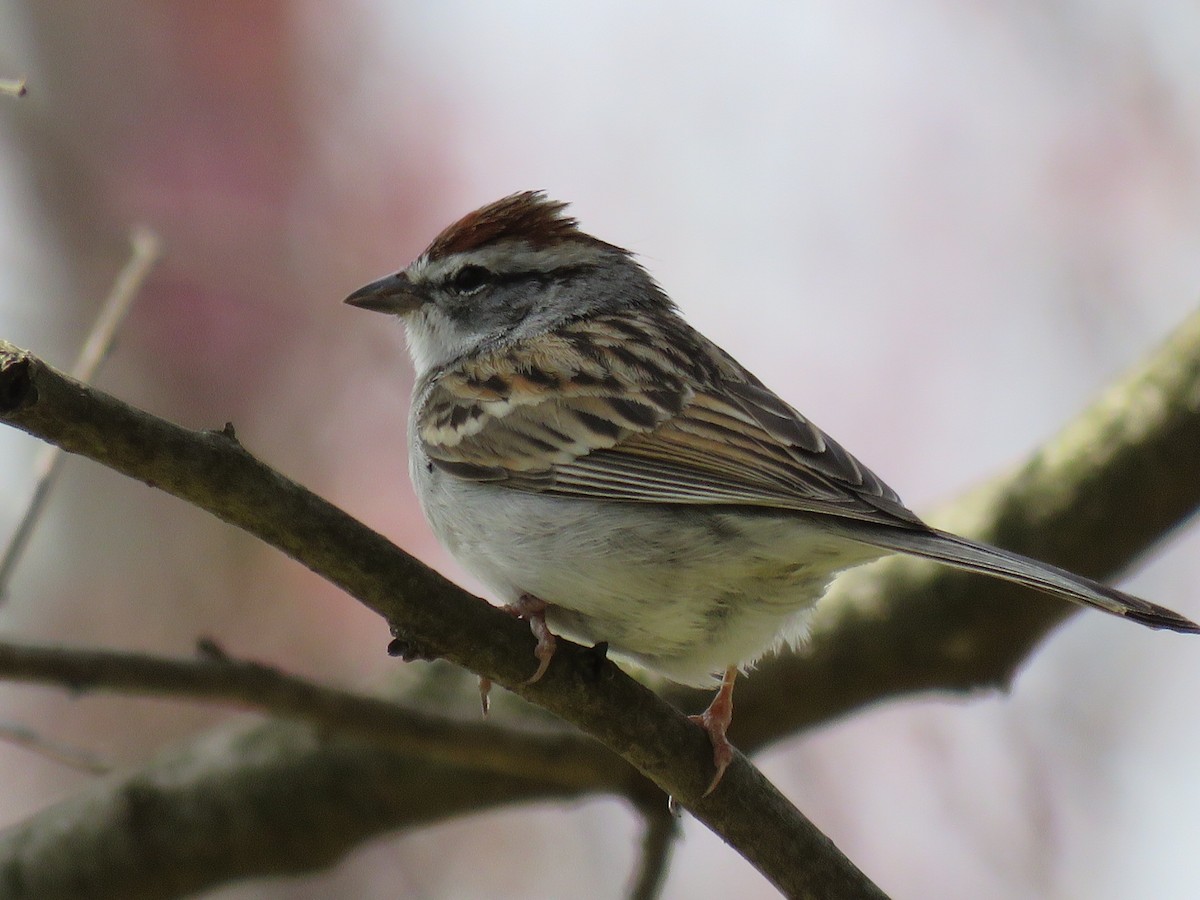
[
  {"xmin": 502, "ymin": 594, "xmax": 558, "ymax": 684},
  {"xmin": 688, "ymin": 667, "xmax": 738, "ymax": 796}
]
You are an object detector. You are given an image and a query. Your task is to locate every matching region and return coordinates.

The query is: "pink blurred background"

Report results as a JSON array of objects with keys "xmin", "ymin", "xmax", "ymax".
[{"xmin": 0, "ymin": 3, "xmax": 1198, "ymax": 898}]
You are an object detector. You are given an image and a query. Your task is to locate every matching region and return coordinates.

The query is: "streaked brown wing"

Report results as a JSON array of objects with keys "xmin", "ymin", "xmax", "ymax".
[{"xmin": 417, "ymin": 314, "xmax": 920, "ymax": 526}]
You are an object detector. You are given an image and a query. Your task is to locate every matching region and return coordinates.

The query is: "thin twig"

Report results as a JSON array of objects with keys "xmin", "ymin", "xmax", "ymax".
[
  {"xmin": 0, "ymin": 228, "xmax": 161, "ymax": 597},
  {"xmin": 0, "ymin": 77, "xmax": 27, "ymax": 97},
  {"xmin": 0, "ymin": 638, "xmax": 624, "ymax": 789},
  {"xmin": 71, "ymin": 229, "xmax": 163, "ymax": 383},
  {"xmin": 0, "ymin": 720, "xmax": 111, "ymax": 774}
]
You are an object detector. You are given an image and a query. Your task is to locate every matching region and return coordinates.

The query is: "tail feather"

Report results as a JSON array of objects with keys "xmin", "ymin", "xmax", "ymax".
[{"xmin": 846, "ymin": 525, "xmax": 1199, "ymax": 634}]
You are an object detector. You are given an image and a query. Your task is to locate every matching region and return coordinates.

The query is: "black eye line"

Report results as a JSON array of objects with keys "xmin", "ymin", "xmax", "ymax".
[{"xmin": 447, "ymin": 264, "xmax": 592, "ymax": 294}]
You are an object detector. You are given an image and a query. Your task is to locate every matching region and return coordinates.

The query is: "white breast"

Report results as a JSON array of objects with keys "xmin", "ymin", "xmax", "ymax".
[{"xmin": 409, "ymin": 441, "xmax": 882, "ymax": 687}]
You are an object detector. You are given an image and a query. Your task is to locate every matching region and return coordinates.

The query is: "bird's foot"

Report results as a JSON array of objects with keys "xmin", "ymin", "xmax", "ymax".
[
  {"xmin": 688, "ymin": 667, "xmax": 738, "ymax": 796},
  {"xmin": 502, "ymin": 594, "xmax": 558, "ymax": 684}
]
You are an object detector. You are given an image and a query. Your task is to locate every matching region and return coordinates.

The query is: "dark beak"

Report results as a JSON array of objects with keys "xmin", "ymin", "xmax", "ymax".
[{"xmin": 344, "ymin": 271, "xmax": 423, "ymax": 314}]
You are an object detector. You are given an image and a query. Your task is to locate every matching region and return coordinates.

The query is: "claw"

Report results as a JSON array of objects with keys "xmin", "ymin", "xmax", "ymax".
[
  {"xmin": 502, "ymin": 594, "xmax": 558, "ymax": 684},
  {"xmin": 688, "ymin": 667, "xmax": 738, "ymax": 796},
  {"xmin": 524, "ymin": 613, "xmax": 557, "ymax": 684}
]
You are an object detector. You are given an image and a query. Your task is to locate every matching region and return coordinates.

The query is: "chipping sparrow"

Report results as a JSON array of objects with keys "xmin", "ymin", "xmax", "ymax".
[{"xmin": 346, "ymin": 192, "xmax": 1197, "ymax": 792}]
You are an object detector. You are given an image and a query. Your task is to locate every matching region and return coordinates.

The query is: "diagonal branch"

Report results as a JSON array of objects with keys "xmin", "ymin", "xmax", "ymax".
[
  {"xmin": 0, "ymin": 342, "xmax": 887, "ymax": 898},
  {"xmin": 0, "ymin": 305, "xmax": 1197, "ymax": 897}
]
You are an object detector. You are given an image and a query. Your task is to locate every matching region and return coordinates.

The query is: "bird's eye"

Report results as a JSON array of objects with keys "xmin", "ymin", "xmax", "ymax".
[{"xmin": 450, "ymin": 265, "xmax": 492, "ymax": 294}]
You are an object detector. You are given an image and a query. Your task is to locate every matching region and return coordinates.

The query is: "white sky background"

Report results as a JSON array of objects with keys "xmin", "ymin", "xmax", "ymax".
[{"xmin": 1, "ymin": 2, "xmax": 1198, "ymax": 898}]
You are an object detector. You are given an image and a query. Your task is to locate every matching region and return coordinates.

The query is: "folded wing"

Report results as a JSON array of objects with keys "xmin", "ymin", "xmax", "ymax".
[{"xmin": 417, "ymin": 313, "xmax": 920, "ymax": 526}]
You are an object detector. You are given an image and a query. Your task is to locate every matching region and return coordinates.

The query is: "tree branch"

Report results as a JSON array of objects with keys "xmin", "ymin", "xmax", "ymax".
[
  {"xmin": 0, "ymin": 342, "xmax": 887, "ymax": 898},
  {"xmin": 0, "ymin": 639, "xmax": 621, "ymax": 788},
  {"xmin": 0, "ymin": 717, "xmax": 598, "ymax": 900},
  {"xmin": 0, "ymin": 305, "xmax": 1196, "ymax": 896}
]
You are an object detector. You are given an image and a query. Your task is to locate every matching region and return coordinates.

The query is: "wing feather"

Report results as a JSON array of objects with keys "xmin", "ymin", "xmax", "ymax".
[{"xmin": 416, "ymin": 313, "xmax": 921, "ymax": 526}]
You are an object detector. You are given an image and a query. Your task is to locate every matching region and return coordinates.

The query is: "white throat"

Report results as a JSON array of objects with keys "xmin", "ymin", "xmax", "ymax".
[{"xmin": 402, "ymin": 304, "xmax": 482, "ymax": 375}]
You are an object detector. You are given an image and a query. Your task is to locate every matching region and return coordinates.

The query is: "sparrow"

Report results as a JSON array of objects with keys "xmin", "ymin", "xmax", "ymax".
[{"xmin": 346, "ymin": 191, "xmax": 1197, "ymax": 793}]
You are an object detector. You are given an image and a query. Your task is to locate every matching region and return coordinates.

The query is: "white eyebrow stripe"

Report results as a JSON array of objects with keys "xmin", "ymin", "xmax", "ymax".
[{"xmin": 411, "ymin": 242, "xmax": 613, "ymax": 285}]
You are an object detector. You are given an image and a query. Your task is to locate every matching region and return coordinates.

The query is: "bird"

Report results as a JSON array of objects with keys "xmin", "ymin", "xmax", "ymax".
[{"xmin": 345, "ymin": 191, "xmax": 1197, "ymax": 793}]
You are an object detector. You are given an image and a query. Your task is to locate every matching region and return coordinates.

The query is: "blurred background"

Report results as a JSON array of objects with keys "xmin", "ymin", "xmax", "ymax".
[{"xmin": 0, "ymin": 3, "xmax": 1198, "ymax": 898}]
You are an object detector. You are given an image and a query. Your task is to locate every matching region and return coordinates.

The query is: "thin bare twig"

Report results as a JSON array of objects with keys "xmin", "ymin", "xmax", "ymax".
[
  {"xmin": 0, "ymin": 228, "xmax": 161, "ymax": 596},
  {"xmin": 0, "ymin": 77, "xmax": 27, "ymax": 97},
  {"xmin": 0, "ymin": 638, "xmax": 624, "ymax": 789},
  {"xmin": 0, "ymin": 720, "xmax": 110, "ymax": 774}
]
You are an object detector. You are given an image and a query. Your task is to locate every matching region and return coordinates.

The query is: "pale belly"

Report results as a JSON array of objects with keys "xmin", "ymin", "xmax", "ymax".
[{"xmin": 412, "ymin": 455, "xmax": 883, "ymax": 687}]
